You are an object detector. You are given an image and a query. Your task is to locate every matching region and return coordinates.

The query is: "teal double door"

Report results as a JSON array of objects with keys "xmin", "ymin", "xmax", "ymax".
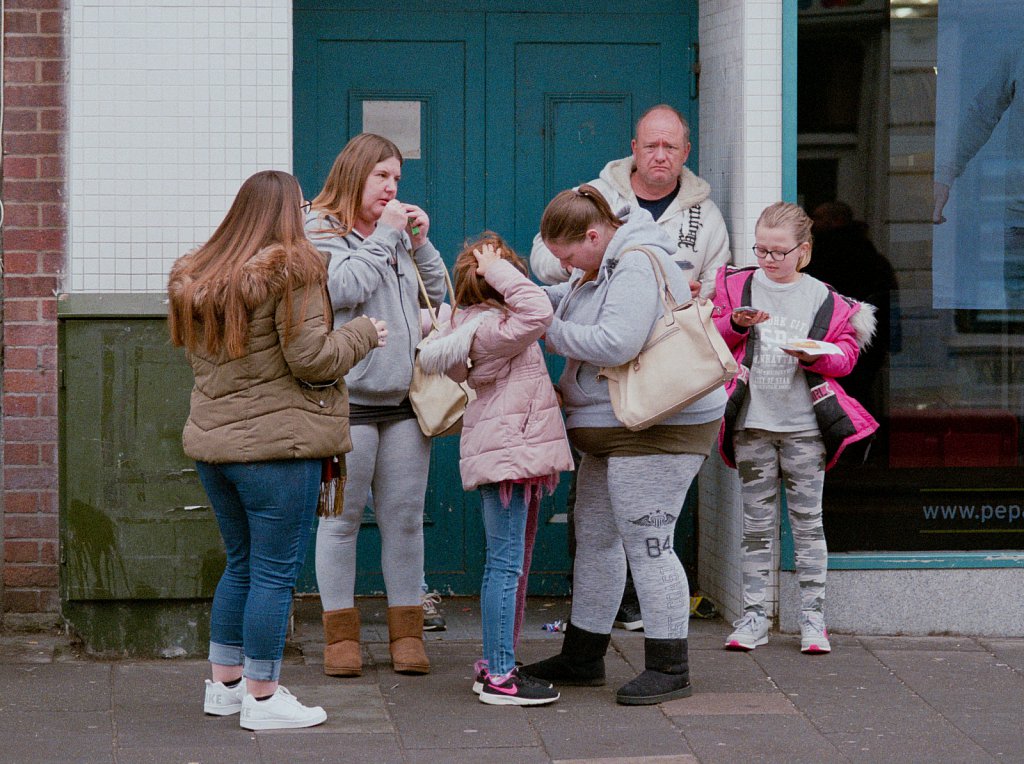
[{"xmin": 293, "ymin": 1, "xmax": 698, "ymax": 595}]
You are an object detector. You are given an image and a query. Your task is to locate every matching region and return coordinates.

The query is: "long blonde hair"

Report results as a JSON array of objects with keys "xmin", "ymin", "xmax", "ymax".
[
  {"xmin": 756, "ymin": 202, "xmax": 814, "ymax": 269},
  {"xmin": 168, "ymin": 170, "xmax": 325, "ymax": 359},
  {"xmin": 310, "ymin": 133, "xmax": 403, "ymax": 235}
]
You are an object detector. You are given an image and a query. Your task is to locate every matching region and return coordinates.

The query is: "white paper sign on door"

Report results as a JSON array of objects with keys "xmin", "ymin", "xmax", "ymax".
[{"xmin": 363, "ymin": 101, "xmax": 421, "ymax": 159}]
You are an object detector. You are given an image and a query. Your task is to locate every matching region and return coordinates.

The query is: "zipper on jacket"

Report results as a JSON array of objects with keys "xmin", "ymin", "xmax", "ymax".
[
  {"xmin": 557, "ymin": 277, "xmax": 597, "ymax": 318},
  {"xmin": 395, "ymin": 252, "xmax": 420, "ymax": 374},
  {"xmin": 520, "ymin": 398, "xmax": 537, "ymax": 433}
]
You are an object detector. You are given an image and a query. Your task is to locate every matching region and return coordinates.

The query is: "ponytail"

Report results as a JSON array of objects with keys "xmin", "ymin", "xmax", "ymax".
[{"xmin": 540, "ymin": 183, "xmax": 623, "ymax": 243}]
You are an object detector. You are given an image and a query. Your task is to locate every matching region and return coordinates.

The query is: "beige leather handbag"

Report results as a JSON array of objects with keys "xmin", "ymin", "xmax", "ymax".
[
  {"xmin": 599, "ymin": 247, "xmax": 738, "ymax": 431},
  {"xmin": 408, "ymin": 261, "xmax": 470, "ymax": 438}
]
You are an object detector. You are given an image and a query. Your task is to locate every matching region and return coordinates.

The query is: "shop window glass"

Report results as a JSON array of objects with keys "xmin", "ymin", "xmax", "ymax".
[{"xmin": 801, "ymin": 0, "xmax": 1024, "ymax": 553}]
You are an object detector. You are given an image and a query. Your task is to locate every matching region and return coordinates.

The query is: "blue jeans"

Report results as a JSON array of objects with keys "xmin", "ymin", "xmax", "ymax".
[
  {"xmin": 479, "ymin": 483, "xmax": 528, "ymax": 676},
  {"xmin": 197, "ymin": 459, "xmax": 320, "ymax": 682}
]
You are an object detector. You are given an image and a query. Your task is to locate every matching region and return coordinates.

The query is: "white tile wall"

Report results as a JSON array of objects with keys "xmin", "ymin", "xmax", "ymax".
[
  {"xmin": 68, "ymin": 0, "xmax": 292, "ymax": 293},
  {"xmin": 697, "ymin": 0, "xmax": 784, "ymax": 623}
]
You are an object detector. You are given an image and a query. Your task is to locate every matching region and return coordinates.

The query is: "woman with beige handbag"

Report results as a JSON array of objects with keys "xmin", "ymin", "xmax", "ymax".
[
  {"xmin": 304, "ymin": 133, "xmax": 449, "ymax": 678},
  {"xmin": 520, "ymin": 185, "xmax": 727, "ymax": 706}
]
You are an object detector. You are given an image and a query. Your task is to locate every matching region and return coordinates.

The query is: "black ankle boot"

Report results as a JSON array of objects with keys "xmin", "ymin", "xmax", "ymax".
[
  {"xmin": 615, "ymin": 637, "xmax": 691, "ymax": 705},
  {"xmin": 613, "ymin": 571, "xmax": 644, "ymax": 631},
  {"xmin": 520, "ymin": 622, "xmax": 610, "ymax": 686}
]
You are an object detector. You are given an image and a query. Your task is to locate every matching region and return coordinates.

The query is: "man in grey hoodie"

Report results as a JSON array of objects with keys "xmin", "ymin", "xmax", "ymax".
[
  {"xmin": 532, "ymin": 106, "xmax": 730, "ymax": 630},
  {"xmin": 530, "ymin": 104, "xmax": 731, "ymax": 298}
]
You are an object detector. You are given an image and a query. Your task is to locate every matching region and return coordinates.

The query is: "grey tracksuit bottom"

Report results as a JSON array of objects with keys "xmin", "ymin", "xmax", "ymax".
[
  {"xmin": 570, "ymin": 452, "xmax": 704, "ymax": 640},
  {"xmin": 315, "ymin": 418, "xmax": 430, "ymax": 610}
]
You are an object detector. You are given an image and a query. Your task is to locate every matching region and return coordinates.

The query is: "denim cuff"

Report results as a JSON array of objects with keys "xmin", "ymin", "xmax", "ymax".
[
  {"xmin": 208, "ymin": 641, "xmax": 243, "ymax": 667},
  {"xmin": 244, "ymin": 656, "xmax": 282, "ymax": 682}
]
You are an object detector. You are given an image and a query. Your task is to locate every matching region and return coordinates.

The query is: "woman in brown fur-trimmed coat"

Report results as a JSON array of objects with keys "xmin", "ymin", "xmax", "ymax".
[{"xmin": 167, "ymin": 170, "xmax": 386, "ymax": 730}]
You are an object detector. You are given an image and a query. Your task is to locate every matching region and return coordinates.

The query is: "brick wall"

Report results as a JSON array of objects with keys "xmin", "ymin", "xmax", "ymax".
[{"xmin": 2, "ymin": 0, "xmax": 66, "ymax": 618}]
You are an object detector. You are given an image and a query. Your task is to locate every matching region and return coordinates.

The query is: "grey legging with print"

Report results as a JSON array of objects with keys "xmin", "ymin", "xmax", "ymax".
[{"xmin": 570, "ymin": 452, "xmax": 703, "ymax": 640}]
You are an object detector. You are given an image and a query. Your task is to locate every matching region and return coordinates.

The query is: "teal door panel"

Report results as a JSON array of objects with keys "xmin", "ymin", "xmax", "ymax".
[
  {"xmin": 294, "ymin": 11, "xmax": 486, "ymax": 262},
  {"xmin": 484, "ymin": 10, "xmax": 695, "ymax": 591},
  {"xmin": 484, "ymin": 11, "xmax": 695, "ymax": 255},
  {"xmin": 294, "ymin": 3, "xmax": 697, "ymax": 595},
  {"xmin": 60, "ymin": 320, "xmax": 222, "ymax": 601}
]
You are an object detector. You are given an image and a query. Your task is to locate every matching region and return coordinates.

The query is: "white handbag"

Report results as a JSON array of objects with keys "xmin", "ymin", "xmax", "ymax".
[
  {"xmin": 598, "ymin": 247, "xmax": 738, "ymax": 431},
  {"xmin": 408, "ymin": 261, "xmax": 470, "ymax": 438}
]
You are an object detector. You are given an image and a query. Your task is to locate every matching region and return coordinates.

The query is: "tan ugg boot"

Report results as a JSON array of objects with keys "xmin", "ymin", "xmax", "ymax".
[
  {"xmin": 322, "ymin": 608, "xmax": 361, "ymax": 677},
  {"xmin": 387, "ymin": 605, "xmax": 430, "ymax": 674}
]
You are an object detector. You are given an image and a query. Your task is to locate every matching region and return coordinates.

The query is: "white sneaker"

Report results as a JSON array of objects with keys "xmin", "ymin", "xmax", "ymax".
[
  {"xmin": 799, "ymin": 610, "xmax": 832, "ymax": 654},
  {"xmin": 204, "ymin": 678, "xmax": 246, "ymax": 716},
  {"xmin": 239, "ymin": 686, "xmax": 327, "ymax": 730},
  {"xmin": 724, "ymin": 611, "xmax": 770, "ymax": 651}
]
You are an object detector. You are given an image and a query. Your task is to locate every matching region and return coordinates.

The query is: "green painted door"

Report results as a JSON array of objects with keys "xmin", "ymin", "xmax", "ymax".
[{"xmin": 293, "ymin": 1, "xmax": 697, "ymax": 595}]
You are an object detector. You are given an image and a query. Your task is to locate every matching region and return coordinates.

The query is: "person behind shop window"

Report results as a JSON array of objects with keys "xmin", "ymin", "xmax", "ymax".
[
  {"xmin": 805, "ymin": 200, "xmax": 900, "ymax": 423},
  {"xmin": 520, "ymin": 185, "xmax": 726, "ymax": 706},
  {"xmin": 167, "ymin": 169, "xmax": 386, "ymax": 729},
  {"xmin": 712, "ymin": 202, "xmax": 878, "ymax": 656},
  {"xmin": 417, "ymin": 233, "xmax": 574, "ymax": 706},
  {"xmin": 305, "ymin": 133, "xmax": 449, "ymax": 678}
]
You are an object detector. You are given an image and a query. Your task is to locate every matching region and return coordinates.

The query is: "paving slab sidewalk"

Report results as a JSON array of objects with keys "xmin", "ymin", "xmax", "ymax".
[{"xmin": 1, "ymin": 597, "xmax": 1021, "ymax": 764}]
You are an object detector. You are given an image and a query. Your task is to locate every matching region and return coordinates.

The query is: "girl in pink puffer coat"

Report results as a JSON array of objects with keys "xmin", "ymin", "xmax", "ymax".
[
  {"xmin": 712, "ymin": 202, "xmax": 877, "ymax": 658},
  {"xmin": 417, "ymin": 233, "xmax": 574, "ymax": 706}
]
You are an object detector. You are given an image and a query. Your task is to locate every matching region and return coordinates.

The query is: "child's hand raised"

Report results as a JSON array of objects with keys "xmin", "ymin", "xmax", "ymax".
[{"xmin": 472, "ymin": 243, "xmax": 502, "ymax": 275}]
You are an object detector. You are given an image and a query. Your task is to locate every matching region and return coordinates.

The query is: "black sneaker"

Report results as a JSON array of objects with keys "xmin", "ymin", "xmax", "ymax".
[
  {"xmin": 422, "ymin": 591, "xmax": 447, "ymax": 632},
  {"xmin": 613, "ymin": 601, "xmax": 644, "ymax": 631},
  {"xmin": 479, "ymin": 668, "xmax": 559, "ymax": 706}
]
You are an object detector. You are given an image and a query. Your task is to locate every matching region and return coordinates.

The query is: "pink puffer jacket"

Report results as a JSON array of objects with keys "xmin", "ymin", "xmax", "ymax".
[
  {"xmin": 416, "ymin": 259, "xmax": 574, "ymax": 491},
  {"xmin": 712, "ymin": 265, "xmax": 879, "ymax": 470}
]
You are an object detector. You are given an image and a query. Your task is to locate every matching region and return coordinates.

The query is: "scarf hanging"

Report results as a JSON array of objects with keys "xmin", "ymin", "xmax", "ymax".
[
  {"xmin": 497, "ymin": 473, "xmax": 560, "ymax": 509},
  {"xmin": 317, "ymin": 454, "xmax": 346, "ymax": 517}
]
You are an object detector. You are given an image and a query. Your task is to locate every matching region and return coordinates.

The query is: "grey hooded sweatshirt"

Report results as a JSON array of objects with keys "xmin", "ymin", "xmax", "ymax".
[
  {"xmin": 305, "ymin": 212, "xmax": 448, "ymax": 407},
  {"xmin": 531, "ymin": 157, "xmax": 731, "ymax": 294},
  {"xmin": 544, "ymin": 210, "xmax": 727, "ymax": 430}
]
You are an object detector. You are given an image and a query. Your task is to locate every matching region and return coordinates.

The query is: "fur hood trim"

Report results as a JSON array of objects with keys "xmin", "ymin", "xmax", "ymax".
[
  {"xmin": 168, "ymin": 245, "xmax": 323, "ymax": 313},
  {"xmin": 416, "ymin": 312, "xmax": 491, "ymax": 375},
  {"xmin": 849, "ymin": 301, "xmax": 877, "ymax": 350}
]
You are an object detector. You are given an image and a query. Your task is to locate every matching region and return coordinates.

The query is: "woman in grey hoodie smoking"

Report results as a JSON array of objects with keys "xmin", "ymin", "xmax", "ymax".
[
  {"xmin": 304, "ymin": 133, "xmax": 448, "ymax": 678},
  {"xmin": 520, "ymin": 185, "xmax": 726, "ymax": 706}
]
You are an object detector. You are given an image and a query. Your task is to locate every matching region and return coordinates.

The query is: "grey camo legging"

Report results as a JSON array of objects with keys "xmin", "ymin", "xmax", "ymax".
[{"xmin": 734, "ymin": 428, "xmax": 827, "ymax": 615}]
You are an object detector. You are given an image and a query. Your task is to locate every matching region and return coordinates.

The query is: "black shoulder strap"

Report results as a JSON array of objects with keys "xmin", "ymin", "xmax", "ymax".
[
  {"xmin": 808, "ymin": 288, "xmax": 836, "ymax": 341},
  {"xmin": 739, "ymin": 271, "xmax": 756, "ymax": 366}
]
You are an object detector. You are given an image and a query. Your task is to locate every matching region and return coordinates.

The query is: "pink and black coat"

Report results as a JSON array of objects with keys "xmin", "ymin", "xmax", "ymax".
[{"xmin": 712, "ymin": 265, "xmax": 879, "ymax": 471}]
